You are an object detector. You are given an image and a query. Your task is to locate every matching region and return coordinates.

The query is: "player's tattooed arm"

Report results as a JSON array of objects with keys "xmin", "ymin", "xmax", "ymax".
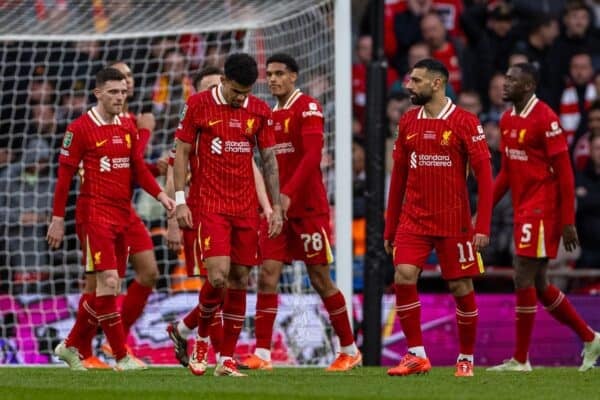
[{"xmin": 259, "ymin": 147, "xmax": 281, "ymax": 207}]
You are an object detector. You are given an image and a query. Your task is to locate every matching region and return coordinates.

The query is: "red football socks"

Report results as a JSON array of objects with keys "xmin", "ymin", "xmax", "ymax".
[
  {"xmin": 540, "ymin": 284, "xmax": 594, "ymax": 342},
  {"xmin": 255, "ymin": 292, "xmax": 278, "ymax": 350},
  {"xmin": 220, "ymin": 288, "xmax": 246, "ymax": 358},
  {"xmin": 95, "ymin": 295, "xmax": 127, "ymax": 361},
  {"xmin": 197, "ymin": 281, "xmax": 224, "ymax": 338},
  {"xmin": 121, "ymin": 280, "xmax": 153, "ymax": 338},
  {"xmin": 323, "ymin": 291, "xmax": 354, "ymax": 347},
  {"xmin": 514, "ymin": 287, "xmax": 537, "ymax": 363},
  {"xmin": 454, "ymin": 291, "xmax": 478, "ymax": 355},
  {"xmin": 394, "ymin": 284, "xmax": 423, "ymax": 348}
]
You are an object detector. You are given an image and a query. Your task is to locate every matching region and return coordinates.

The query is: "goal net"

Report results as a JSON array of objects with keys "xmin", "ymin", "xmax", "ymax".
[{"xmin": 0, "ymin": 0, "xmax": 345, "ymax": 366}]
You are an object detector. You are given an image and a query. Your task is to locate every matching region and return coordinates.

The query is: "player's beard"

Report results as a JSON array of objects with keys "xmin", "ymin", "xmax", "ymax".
[{"xmin": 409, "ymin": 91, "xmax": 432, "ymax": 106}]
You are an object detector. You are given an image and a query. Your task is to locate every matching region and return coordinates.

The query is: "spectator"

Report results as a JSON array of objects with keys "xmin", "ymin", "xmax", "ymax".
[
  {"xmin": 481, "ymin": 116, "xmax": 513, "ymax": 267},
  {"xmin": 513, "ymin": 14, "xmax": 560, "ymax": 108},
  {"xmin": 573, "ymin": 99, "xmax": 600, "ymax": 170},
  {"xmin": 352, "ymin": 34, "xmax": 399, "ymax": 133},
  {"xmin": 457, "ymin": 90, "xmax": 483, "ymax": 116},
  {"xmin": 559, "ymin": 52, "xmax": 597, "ymax": 146},
  {"xmin": 352, "ymin": 138, "xmax": 366, "ymax": 219},
  {"xmin": 420, "ymin": 12, "xmax": 464, "ymax": 93},
  {"xmin": 57, "ymin": 80, "xmax": 87, "ymax": 123},
  {"xmin": 485, "ymin": 72, "xmax": 510, "ymax": 122},
  {"xmin": 152, "ymin": 49, "xmax": 194, "ymax": 156},
  {"xmin": 551, "ymin": 0, "xmax": 600, "ymax": 86},
  {"xmin": 30, "ymin": 103, "xmax": 62, "ymax": 153},
  {"xmin": 575, "ymin": 134, "xmax": 600, "ymax": 268},
  {"xmin": 461, "ymin": 1, "xmax": 518, "ymax": 74},
  {"xmin": 0, "ymin": 139, "xmax": 55, "ymax": 268},
  {"xmin": 508, "ymin": 51, "xmax": 529, "ymax": 67}
]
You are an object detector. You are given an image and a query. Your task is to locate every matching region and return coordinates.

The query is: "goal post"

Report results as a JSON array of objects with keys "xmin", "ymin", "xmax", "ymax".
[{"xmin": 0, "ymin": 0, "xmax": 353, "ymax": 366}]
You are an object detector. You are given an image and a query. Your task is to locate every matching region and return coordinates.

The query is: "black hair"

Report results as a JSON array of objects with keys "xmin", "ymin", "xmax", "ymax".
[
  {"xmin": 512, "ymin": 62, "xmax": 540, "ymax": 87},
  {"xmin": 224, "ymin": 53, "xmax": 258, "ymax": 86},
  {"xmin": 412, "ymin": 58, "xmax": 449, "ymax": 82},
  {"xmin": 95, "ymin": 67, "xmax": 126, "ymax": 87},
  {"xmin": 266, "ymin": 53, "xmax": 300, "ymax": 73},
  {"xmin": 193, "ymin": 65, "xmax": 223, "ymax": 89}
]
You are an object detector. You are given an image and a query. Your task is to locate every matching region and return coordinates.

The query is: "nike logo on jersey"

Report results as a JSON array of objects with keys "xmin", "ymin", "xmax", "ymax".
[
  {"xmin": 406, "ymin": 133, "xmax": 419, "ymax": 140},
  {"xmin": 208, "ymin": 120, "xmax": 222, "ymax": 126},
  {"xmin": 460, "ymin": 263, "xmax": 474, "ymax": 270},
  {"xmin": 518, "ymin": 243, "xmax": 532, "ymax": 249},
  {"xmin": 95, "ymin": 139, "xmax": 108, "ymax": 147},
  {"xmin": 307, "ymin": 252, "xmax": 320, "ymax": 258}
]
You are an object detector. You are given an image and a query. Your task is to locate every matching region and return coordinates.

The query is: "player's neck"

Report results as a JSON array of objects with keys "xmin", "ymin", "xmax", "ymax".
[
  {"xmin": 276, "ymin": 88, "xmax": 297, "ymax": 109},
  {"xmin": 423, "ymin": 96, "xmax": 449, "ymax": 119},
  {"xmin": 93, "ymin": 105, "xmax": 118, "ymax": 124},
  {"xmin": 513, "ymin": 93, "xmax": 535, "ymax": 115}
]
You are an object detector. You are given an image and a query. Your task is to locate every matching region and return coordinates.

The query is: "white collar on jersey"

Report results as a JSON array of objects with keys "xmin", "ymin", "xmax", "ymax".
[
  {"xmin": 417, "ymin": 97, "xmax": 456, "ymax": 120},
  {"xmin": 273, "ymin": 88, "xmax": 302, "ymax": 111},
  {"xmin": 88, "ymin": 106, "xmax": 121, "ymax": 126},
  {"xmin": 211, "ymin": 84, "xmax": 249, "ymax": 108},
  {"xmin": 510, "ymin": 94, "xmax": 538, "ymax": 118}
]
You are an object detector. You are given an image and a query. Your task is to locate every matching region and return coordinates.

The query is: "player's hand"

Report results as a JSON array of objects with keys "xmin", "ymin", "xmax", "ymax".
[
  {"xmin": 268, "ymin": 205, "xmax": 284, "ymax": 238},
  {"xmin": 562, "ymin": 224, "xmax": 579, "ymax": 252},
  {"xmin": 157, "ymin": 192, "xmax": 176, "ymax": 214},
  {"xmin": 46, "ymin": 216, "xmax": 65, "ymax": 250},
  {"xmin": 472, "ymin": 233, "xmax": 489, "ymax": 252},
  {"xmin": 156, "ymin": 156, "xmax": 169, "ymax": 176},
  {"xmin": 166, "ymin": 217, "xmax": 182, "ymax": 252},
  {"xmin": 176, "ymin": 204, "xmax": 193, "ymax": 229},
  {"xmin": 281, "ymin": 194, "xmax": 290, "ymax": 220},
  {"xmin": 384, "ymin": 240, "xmax": 393, "ymax": 255},
  {"xmin": 137, "ymin": 112, "xmax": 156, "ymax": 132},
  {"xmin": 262, "ymin": 205, "xmax": 274, "ymax": 225}
]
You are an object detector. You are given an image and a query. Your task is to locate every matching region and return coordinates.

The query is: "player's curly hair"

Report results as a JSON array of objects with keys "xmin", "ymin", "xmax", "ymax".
[
  {"xmin": 224, "ymin": 53, "xmax": 258, "ymax": 86},
  {"xmin": 266, "ymin": 53, "xmax": 299, "ymax": 73},
  {"xmin": 95, "ymin": 67, "xmax": 126, "ymax": 87}
]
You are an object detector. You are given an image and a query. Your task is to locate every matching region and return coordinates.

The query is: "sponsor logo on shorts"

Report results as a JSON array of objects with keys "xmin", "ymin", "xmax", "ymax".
[
  {"xmin": 518, "ymin": 243, "xmax": 532, "ymax": 249},
  {"xmin": 460, "ymin": 263, "xmax": 474, "ymax": 270}
]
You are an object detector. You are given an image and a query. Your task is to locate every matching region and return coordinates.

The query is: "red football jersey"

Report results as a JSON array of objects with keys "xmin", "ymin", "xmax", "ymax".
[
  {"xmin": 59, "ymin": 108, "xmax": 145, "ymax": 225},
  {"xmin": 175, "ymin": 85, "xmax": 275, "ymax": 217},
  {"xmin": 392, "ymin": 100, "xmax": 490, "ymax": 236},
  {"xmin": 272, "ymin": 89, "xmax": 329, "ymax": 218},
  {"xmin": 499, "ymin": 95, "xmax": 568, "ymax": 218}
]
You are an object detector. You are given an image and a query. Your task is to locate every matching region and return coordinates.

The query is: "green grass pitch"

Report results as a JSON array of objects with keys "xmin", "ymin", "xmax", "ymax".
[{"xmin": 0, "ymin": 367, "xmax": 598, "ymax": 400}]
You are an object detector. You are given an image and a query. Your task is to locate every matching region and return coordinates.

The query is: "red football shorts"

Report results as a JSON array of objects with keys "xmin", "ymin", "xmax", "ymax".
[
  {"xmin": 197, "ymin": 210, "xmax": 259, "ymax": 266},
  {"xmin": 513, "ymin": 215, "xmax": 561, "ymax": 259},
  {"xmin": 125, "ymin": 211, "xmax": 154, "ymax": 255},
  {"xmin": 76, "ymin": 222, "xmax": 129, "ymax": 278},
  {"xmin": 260, "ymin": 214, "xmax": 334, "ymax": 266},
  {"xmin": 182, "ymin": 226, "xmax": 207, "ymax": 277},
  {"xmin": 393, "ymin": 230, "xmax": 484, "ymax": 280}
]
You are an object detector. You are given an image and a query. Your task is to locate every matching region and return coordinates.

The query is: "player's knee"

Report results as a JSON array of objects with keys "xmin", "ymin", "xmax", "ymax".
[
  {"xmin": 137, "ymin": 266, "xmax": 159, "ymax": 287},
  {"xmin": 98, "ymin": 271, "xmax": 120, "ymax": 294},
  {"xmin": 448, "ymin": 278, "xmax": 473, "ymax": 297},
  {"xmin": 209, "ymin": 276, "xmax": 227, "ymax": 289},
  {"xmin": 258, "ymin": 269, "xmax": 279, "ymax": 292},
  {"xmin": 308, "ymin": 269, "xmax": 335, "ymax": 296},
  {"xmin": 534, "ymin": 275, "xmax": 549, "ymax": 295},
  {"xmin": 513, "ymin": 275, "xmax": 535, "ymax": 289},
  {"xmin": 394, "ymin": 265, "xmax": 418, "ymax": 284}
]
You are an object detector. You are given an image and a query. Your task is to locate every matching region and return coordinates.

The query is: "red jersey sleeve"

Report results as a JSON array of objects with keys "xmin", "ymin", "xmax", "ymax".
[
  {"xmin": 384, "ymin": 129, "xmax": 408, "ymax": 241},
  {"xmin": 461, "ymin": 113, "xmax": 490, "ymax": 164},
  {"xmin": 541, "ymin": 109, "xmax": 568, "ymax": 157},
  {"xmin": 300, "ymin": 100, "xmax": 324, "ymax": 136},
  {"xmin": 174, "ymin": 98, "xmax": 199, "ymax": 144},
  {"xmin": 257, "ymin": 112, "xmax": 276, "ymax": 149},
  {"xmin": 58, "ymin": 123, "xmax": 86, "ymax": 167}
]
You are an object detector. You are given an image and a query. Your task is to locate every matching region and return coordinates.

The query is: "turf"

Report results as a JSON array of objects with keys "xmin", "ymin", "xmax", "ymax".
[{"xmin": 0, "ymin": 367, "xmax": 597, "ymax": 400}]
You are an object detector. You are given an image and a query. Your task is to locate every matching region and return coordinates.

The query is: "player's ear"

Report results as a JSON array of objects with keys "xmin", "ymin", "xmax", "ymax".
[
  {"xmin": 290, "ymin": 71, "xmax": 298, "ymax": 84},
  {"xmin": 93, "ymin": 87, "xmax": 102, "ymax": 100}
]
